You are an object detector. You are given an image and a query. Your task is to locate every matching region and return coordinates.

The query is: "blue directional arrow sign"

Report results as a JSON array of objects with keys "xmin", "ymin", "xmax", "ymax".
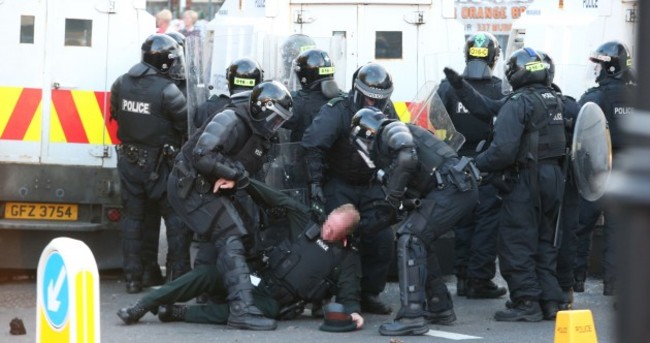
[{"xmin": 42, "ymin": 251, "xmax": 69, "ymax": 329}]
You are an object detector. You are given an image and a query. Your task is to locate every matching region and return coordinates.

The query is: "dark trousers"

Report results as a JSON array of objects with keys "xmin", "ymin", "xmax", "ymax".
[
  {"xmin": 453, "ymin": 183, "xmax": 501, "ymax": 280},
  {"xmin": 498, "ymin": 165, "xmax": 564, "ymax": 303},
  {"xmin": 556, "ymin": 181, "xmax": 580, "ymax": 290},
  {"xmin": 139, "ymin": 265, "xmax": 280, "ymax": 324},
  {"xmin": 574, "ymin": 197, "xmax": 618, "ymax": 283},
  {"xmin": 323, "ymin": 177, "xmax": 394, "ymax": 295}
]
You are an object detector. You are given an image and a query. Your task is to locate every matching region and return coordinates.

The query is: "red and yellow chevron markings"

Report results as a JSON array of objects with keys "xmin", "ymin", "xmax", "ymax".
[{"xmin": 0, "ymin": 86, "xmax": 119, "ymax": 144}]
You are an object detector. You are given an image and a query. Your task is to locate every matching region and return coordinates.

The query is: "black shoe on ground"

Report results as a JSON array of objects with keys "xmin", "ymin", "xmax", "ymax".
[
  {"xmin": 456, "ymin": 277, "xmax": 467, "ymax": 297},
  {"xmin": 311, "ymin": 301, "xmax": 324, "ymax": 318},
  {"xmin": 142, "ymin": 264, "xmax": 164, "ymax": 288},
  {"xmin": 574, "ymin": 271, "xmax": 586, "ymax": 293},
  {"xmin": 378, "ymin": 316, "xmax": 429, "ymax": 336},
  {"xmin": 158, "ymin": 305, "xmax": 187, "ymax": 322},
  {"xmin": 117, "ymin": 302, "xmax": 149, "ymax": 325},
  {"xmin": 559, "ymin": 289, "xmax": 574, "ymax": 310},
  {"xmin": 541, "ymin": 300, "xmax": 560, "ymax": 320},
  {"xmin": 494, "ymin": 299, "xmax": 543, "ymax": 322},
  {"xmin": 361, "ymin": 294, "xmax": 392, "ymax": 314},
  {"xmin": 466, "ymin": 279, "xmax": 507, "ymax": 299},
  {"xmin": 227, "ymin": 301, "xmax": 277, "ymax": 331},
  {"xmin": 603, "ymin": 282, "xmax": 615, "ymax": 296},
  {"xmin": 423, "ymin": 308, "xmax": 457, "ymax": 325},
  {"xmin": 125, "ymin": 280, "xmax": 142, "ymax": 294}
]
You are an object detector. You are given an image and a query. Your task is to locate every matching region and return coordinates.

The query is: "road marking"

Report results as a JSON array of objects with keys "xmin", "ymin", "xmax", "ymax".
[{"xmin": 425, "ymin": 329, "xmax": 483, "ymax": 340}]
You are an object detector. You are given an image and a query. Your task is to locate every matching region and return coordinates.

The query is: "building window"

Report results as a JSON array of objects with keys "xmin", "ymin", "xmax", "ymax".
[
  {"xmin": 20, "ymin": 15, "xmax": 35, "ymax": 44},
  {"xmin": 65, "ymin": 19, "xmax": 92, "ymax": 47},
  {"xmin": 375, "ymin": 31, "xmax": 402, "ymax": 59}
]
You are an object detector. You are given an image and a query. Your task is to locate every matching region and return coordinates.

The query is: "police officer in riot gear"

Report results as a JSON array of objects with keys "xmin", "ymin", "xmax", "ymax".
[
  {"xmin": 574, "ymin": 41, "xmax": 635, "ymax": 296},
  {"xmin": 437, "ymin": 31, "xmax": 506, "ymax": 299},
  {"xmin": 472, "ymin": 48, "xmax": 566, "ymax": 321},
  {"xmin": 118, "ymin": 180, "xmax": 363, "ymax": 329},
  {"xmin": 349, "ymin": 108, "xmax": 479, "ymax": 335},
  {"xmin": 166, "ymin": 80, "xmax": 293, "ymax": 330},
  {"xmin": 194, "ymin": 57, "xmax": 264, "ymax": 129},
  {"xmin": 302, "ymin": 63, "xmax": 398, "ymax": 315},
  {"xmin": 110, "ymin": 33, "xmax": 191, "ymax": 294},
  {"xmin": 283, "ymin": 48, "xmax": 342, "ymax": 142}
]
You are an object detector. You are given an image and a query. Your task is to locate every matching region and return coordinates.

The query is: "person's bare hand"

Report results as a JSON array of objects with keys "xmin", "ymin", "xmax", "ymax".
[
  {"xmin": 350, "ymin": 312, "xmax": 364, "ymax": 329},
  {"xmin": 213, "ymin": 178, "xmax": 235, "ymax": 194}
]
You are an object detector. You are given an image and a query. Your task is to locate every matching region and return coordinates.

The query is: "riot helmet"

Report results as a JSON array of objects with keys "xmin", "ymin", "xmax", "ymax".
[
  {"xmin": 293, "ymin": 49, "xmax": 335, "ymax": 89},
  {"xmin": 537, "ymin": 50, "xmax": 555, "ymax": 85},
  {"xmin": 249, "ymin": 80, "xmax": 293, "ymax": 138},
  {"xmin": 353, "ymin": 63, "xmax": 394, "ymax": 111},
  {"xmin": 589, "ymin": 40, "xmax": 633, "ymax": 82},
  {"xmin": 226, "ymin": 57, "xmax": 264, "ymax": 95},
  {"xmin": 280, "ymin": 34, "xmax": 316, "ymax": 82},
  {"xmin": 350, "ymin": 107, "xmax": 388, "ymax": 155},
  {"xmin": 141, "ymin": 34, "xmax": 186, "ymax": 80},
  {"xmin": 165, "ymin": 31, "xmax": 186, "ymax": 48},
  {"xmin": 504, "ymin": 47, "xmax": 548, "ymax": 90},
  {"xmin": 463, "ymin": 32, "xmax": 500, "ymax": 80}
]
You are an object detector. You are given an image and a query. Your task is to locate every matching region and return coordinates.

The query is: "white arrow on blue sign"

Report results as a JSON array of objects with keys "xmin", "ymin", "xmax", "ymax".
[{"xmin": 42, "ymin": 251, "xmax": 69, "ymax": 329}]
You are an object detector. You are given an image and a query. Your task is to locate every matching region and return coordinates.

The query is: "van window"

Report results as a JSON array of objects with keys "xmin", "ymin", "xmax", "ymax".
[
  {"xmin": 65, "ymin": 19, "xmax": 92, "ymax": 47},
  {"xmin": 375, "ymin": 31, "xmax": 402, "ymax": 59},
  {"xmin": 20, "ymin": 15, "xmax": 35, "ymax": 44}
]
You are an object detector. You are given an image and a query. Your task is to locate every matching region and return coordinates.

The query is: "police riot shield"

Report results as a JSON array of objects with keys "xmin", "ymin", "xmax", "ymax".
[
  {"xmin": 259, "ymin": 141, "xmax": 308, "ymax": 205},
  {"xmin": 409, "ymin": 81, "xmax": 466, "ymax": 152},
  {"xmin": 571, "ymin": 102, "xmax": 613, "ymax": 202},
  {"xmin": 185, "ymin": 34, "xmax": 211, "ymax": 135}
]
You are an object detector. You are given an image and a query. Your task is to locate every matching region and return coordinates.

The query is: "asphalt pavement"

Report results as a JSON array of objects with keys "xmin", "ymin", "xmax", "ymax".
[{"xmin": 0, "ymin": 272, "xmax": 616, "ymax": 343}]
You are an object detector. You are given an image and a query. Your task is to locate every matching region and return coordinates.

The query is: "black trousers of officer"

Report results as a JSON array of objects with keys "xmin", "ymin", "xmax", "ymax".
[
  {"xmin": 138, "ymin": 265, "xmax": 280, "ymax": 324},
  {"xmin": 398, "ymin": 184, "xmax": 478, "ymax": 314},
  {"xmin": 556, "ymin": 178, "xmax": 580, "ymax": 291},
  {"xmin": 498, "ymin": 164, "xmax": 564, "ymax": 303},
  {"xmin": 323, "ymin": 176, "xmax": 394, "ymax": 296},
  {"xmin": 574, "ymin": 197, "xmax": 618, "ymax": 284},
  {"xmin": 117, "ymin": 152, "xmax": 191, "ymax": 279},
  {"xmin": 453, "ymin": 183, "xmax": 501, "ymax": 280}
]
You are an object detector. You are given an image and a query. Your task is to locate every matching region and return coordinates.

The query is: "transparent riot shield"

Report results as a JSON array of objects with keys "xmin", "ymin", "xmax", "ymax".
[
  {"xmin": 185, "ymin": 34, "xmax": 211, "ymax": 135},
  {"xmin": 571, "ymin": 102, "xmax": 613, "ymax": 201},
  {"xmin": 258, "ymin": 142, "xmax": 308, "ymax": 205},
  {"xmin": 408, "ymin": 81, "xmax": 466, "ymax": 152}
]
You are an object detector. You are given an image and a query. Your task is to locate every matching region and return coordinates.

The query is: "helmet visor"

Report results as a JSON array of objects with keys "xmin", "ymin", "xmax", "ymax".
[
  {"xmin": 262, "ymin": 101, "xmax": 293, "ymax": 134},
  {"xmin": 169, "ymin": 48, "xmax": 186, "ymax": 80}
]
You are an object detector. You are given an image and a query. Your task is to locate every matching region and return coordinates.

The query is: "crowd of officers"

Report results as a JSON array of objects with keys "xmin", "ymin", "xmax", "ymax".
[{"xmin": 109, "ymin": 30, "xmax": 635, "ymax": 336}]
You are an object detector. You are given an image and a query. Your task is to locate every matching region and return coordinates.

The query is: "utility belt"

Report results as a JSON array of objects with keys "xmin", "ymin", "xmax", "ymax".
[
  {"xmin": 117, "ymin": 143, "xmax": 178, "ymax": 167},
  {"xmin": 487, "ymin": 157, "xmax": 561, "ymax": 194},
  {"xmin": 429, "ymin": 156, "xmax": 481, "ymax": 192}
]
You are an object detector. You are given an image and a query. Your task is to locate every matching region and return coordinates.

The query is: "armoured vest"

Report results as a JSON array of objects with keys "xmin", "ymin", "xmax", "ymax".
[
  {"xmin": 517, "ymin": 86, "xmax": 566, "ymax": 162},
  {"xmin": 116, "ymin": 74, "xmax": 179, "ymax": 148},
  {"xmin": 406, "ymin": 124, "xmax": 459, "ymax": 194},
  {"xmin": 230, "ymin": 102, "xmax": 272, "ymax": 175},
  {"xmin": 594, "ymin": 81, "xmax": 635, "ymax": 151},
  {"xmin": 264, "ymin": 223, "xmax": 344, "ymax": 304}
]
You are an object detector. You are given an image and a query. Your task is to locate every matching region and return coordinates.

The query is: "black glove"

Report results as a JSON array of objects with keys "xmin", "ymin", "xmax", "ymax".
[
  {"xmin": 309, "ymin": 183, "xmax": 326, "ymax": 223},
  {"xmin": 443, "ymin": 67, "xmax": 463, "ymax": 90}
]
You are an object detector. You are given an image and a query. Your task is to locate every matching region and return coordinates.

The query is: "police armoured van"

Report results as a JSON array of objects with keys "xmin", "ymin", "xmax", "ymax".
[
  {"xmin": 506, "ymin": 0, "xmax": 638, "ymax": 99},
  {"xmin": 0, "ymin": 0, "xmax": 154, "ymax": 269},
  {"xmin": 203, "ymin": 0, "xmax": 468, "ymax": 123}
]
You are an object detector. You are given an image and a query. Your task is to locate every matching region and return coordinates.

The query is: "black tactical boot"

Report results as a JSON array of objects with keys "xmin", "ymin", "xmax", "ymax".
[
  {"xmin": 117, "ymin": 302, "xmax": 150, "ymax": 325},
  {"xmin": 218, "ymin": 237, "xmax": 277, "ymax": 331},
  {"xmin": 379, "ymin": 316, "xmax": 429, "ymax": 336},
  {"xmin": 361, "ymin": 293, "xmax": 392, "ymax": 315},
  {"xmin": 540, "ymin": 300, "xmax": 560, "ymax": 320},
  {"xmin": 574, "ymin": 270, "xmax": 586, "ymax": 293},
  {"xmin": 603, "ymin": 281, "xmax": 615, "ymax": 296},
  {"xmin": 559, "ymin": 289, "xmax": 574, "ymax": 310},
  {"xmin": 494, "ymin": 299, "xmax": 543, "ymax": 322},
  {"xmin": 142, "ymin": 263, "xmax": 164, "ymax": 288},
  {"xmin": 311, "ymin": 301, "xmax": 324, "ymax": 318},
  {"xmin": 425, "ymin": 291, "xmax": 456, "ymax": 325},
  {"xmin": 158, "ymin": 305, "xmax": 187, "ymax": 322},
  {"xmin": 465, "ymin": 279, "xmax": 508, "ymax": 299},
  {"xmin": 125, "ymin": 274, "xmax": 142, "ymax": 294}
]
